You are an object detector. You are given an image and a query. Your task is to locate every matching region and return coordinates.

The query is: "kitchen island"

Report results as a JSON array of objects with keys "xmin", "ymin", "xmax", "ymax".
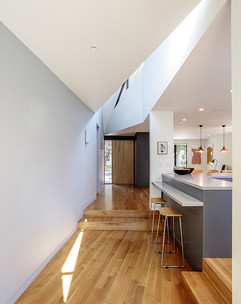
[{"xmin": 152, "ymin": 173, "xmax": 232, "ymax": 271}]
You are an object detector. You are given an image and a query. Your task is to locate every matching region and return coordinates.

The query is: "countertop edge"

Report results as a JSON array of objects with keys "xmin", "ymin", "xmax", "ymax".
[{"xmin": 162, "ymin": 173, "xmax": 232, "ymax": 191}]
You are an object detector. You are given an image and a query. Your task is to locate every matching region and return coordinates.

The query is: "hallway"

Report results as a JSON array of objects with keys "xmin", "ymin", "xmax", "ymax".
[{"xmin": 16, "ymin": 185, "xmax": 190, "ymax": 304}]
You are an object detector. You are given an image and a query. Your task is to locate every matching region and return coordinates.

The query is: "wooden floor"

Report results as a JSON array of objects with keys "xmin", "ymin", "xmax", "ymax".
[
  {"xmin": 85, "ymin": 185, "xmax": 149, "ymax": 210},
  {"xmin": 16, "ymin": 185, "xmax": 191, "ymax": 304}
]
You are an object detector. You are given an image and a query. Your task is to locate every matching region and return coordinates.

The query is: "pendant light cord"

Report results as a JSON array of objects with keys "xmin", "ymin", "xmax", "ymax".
[
  {"xmin": 222, "ymin": 125, "xmax": 226, "ymax": 147},
  {"xmin": 199, "ymin": 125, "xmax": 203, "ymax": 149}
]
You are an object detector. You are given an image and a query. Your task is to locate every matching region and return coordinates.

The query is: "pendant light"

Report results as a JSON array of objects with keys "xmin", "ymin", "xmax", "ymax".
[
  {"xmin": 220, "ymin": 125, "xmax": 228, "ymax": 152},
  {"xmin": 198, "ymin": 125, "xmax": 205, "ymax": 153}
]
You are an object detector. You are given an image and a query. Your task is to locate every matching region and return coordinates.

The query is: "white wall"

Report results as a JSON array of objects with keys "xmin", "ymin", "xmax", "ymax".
[
  {"xmin": 174, "ymin": 139, "xmax": 207, "ymax": 172},
  {"xmin": 206, "ymin": 133, "xmax": 232, "ymax": 171},
  {"xmin": 232, "ymin": 0, "xmax": 241, "ymax": 302},
  {"xmin": 0, "ymin": 23, "xmax": 104, "ymax": 304},
  {"xmin": 149, "ymin": 111, "xmax": 174, "ymax": 199},
  {"xmin": 175, "ymin": 134, "xmax": 232, "ymax": 173}
]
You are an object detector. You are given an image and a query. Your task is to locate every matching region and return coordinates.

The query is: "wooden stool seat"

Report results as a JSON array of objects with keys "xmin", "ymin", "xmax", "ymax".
[
  {"xmin": 159, "ymin": 207, "xmax": 182, "ymax": 217},
  {"xmin": 151, "ymin": 198, "xmax": 167, "ymax": 204}
]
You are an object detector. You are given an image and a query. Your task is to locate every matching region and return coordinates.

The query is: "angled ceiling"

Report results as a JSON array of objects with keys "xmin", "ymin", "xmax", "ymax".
[
  {"xmin": 109, "ymin": 1, "xmax": 231, "ymax": 139},
  {"xmin": 153, "ymin": 1, "xmax": 231, "ymax": 139},
  {"xmin": 0, "ymin": 0, "xmax": 199, "ymax": 112}
]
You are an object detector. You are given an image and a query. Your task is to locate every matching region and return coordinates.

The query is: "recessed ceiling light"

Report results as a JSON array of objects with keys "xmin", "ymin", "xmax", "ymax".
[
  {"xmin": 90, "ymin": 46, "xmax": 97, "ymax": 51},
  {"xmin": 182, "ymin": 118, "xmax": 186, "ymax": 122},
  {"xmin": 208, "ymin": 134, "xmax": 210, "ymax": 137},
  {"xmin": 198, "ymin": 108, "xmax": 204, "ymax": 111},
  {"xmin": 230, "ymin": 89, "xmax": 232, "ymax": 93}
]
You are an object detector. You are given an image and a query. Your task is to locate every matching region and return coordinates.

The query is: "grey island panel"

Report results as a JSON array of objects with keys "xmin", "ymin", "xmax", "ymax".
[
  {"xmin": 163, "ymin": 193, "xmax": 203, "ymax": 271},
  {"xmin": 163, "ymin": 175, "xmax": 204, "ymax": 201},
  {"xmin": 203, "ymin": 190, "xmax": 232, "ymax": 258}
]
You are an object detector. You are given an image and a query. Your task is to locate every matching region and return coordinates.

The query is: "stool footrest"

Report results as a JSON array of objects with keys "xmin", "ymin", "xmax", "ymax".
[{"xmin": 162, "ymin": 265, "xmax": 185, "ymax": 268}]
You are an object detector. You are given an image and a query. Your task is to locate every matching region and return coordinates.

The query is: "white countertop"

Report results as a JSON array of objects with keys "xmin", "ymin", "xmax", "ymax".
[{"xmin": 162, "ymin": 172, "xmax": 232, "ymax": 190}]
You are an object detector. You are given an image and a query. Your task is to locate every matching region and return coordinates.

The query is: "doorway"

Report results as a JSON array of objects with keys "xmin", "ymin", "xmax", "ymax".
[
  {"xmin": 104, "ymin": 139, "xmax": 134, "ymax": 184},
  {"xmin": 105, "ymin": 140, "xmax": 112, "ymax": 183}
]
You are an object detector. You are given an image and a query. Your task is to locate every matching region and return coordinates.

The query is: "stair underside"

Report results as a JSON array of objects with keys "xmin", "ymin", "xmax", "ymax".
[{"xmin": 181, "ymin": 271, "xmax": 227, "ymax": 304}]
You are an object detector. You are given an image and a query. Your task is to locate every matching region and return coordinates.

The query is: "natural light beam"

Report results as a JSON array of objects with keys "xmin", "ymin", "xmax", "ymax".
[
  {"xmin": 61, "ymin": 231, "xmax": 83, "ymax": 302},
  {"xmin": 62, "ymin": 274, "xmax": 73, "ymax": 303},
  {"xmin": 61, "ymin": 231, "xmax": 83, "ymax": 273}
]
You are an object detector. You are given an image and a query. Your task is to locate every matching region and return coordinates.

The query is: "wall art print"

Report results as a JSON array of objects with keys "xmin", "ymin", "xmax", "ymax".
[
  {"xmin": 191, "ymin": 146, "xmax": 201, "ymax": 165},
  {"xmin": 207, "ymin": 145, "xmax": 213, "ymax": 164}
]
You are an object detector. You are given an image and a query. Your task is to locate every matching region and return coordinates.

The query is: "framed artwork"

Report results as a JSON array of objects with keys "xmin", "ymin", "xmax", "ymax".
[
  {"xmin": 191, "ymin": 146, "xmax": 201, "ymax": 164},
  {"xmin": 157, "ymin": 141, "xmax": 168, "ymax": 155},
  {"xmin": 207, "ymin": 145, "xmax": 213, "ymax": 164}
]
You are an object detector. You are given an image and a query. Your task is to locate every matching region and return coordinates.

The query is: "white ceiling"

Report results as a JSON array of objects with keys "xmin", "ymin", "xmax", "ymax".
[
  {"xmin": 109, "ymin": 1, "xmax": 231, "ymax": 139},
  {"xmin": 153, "ymin": 1, "xmax": 231, "ymax": 139},
  {"xmin": 0, "ymin": 0, "xmax": 199, "ymax": 112}
]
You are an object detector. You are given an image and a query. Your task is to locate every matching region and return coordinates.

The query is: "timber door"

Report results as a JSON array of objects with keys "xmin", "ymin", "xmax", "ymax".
[{"xmin": 112, "ymin": 140, "xmax": 134, "ymax": 184}]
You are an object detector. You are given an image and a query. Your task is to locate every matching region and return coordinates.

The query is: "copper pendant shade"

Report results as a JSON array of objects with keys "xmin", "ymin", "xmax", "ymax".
[{"xmin": 220, "ymin": 125, "xmax": 228, "ymax": 152}]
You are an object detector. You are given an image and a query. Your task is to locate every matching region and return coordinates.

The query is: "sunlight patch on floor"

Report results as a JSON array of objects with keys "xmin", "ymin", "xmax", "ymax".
[
  {"xmin": 62, "ymin": 274, "xmax": 73, "ymax": 303},
  {"xmin": 61, "ymin": 231, "xmax": 84, "ymax": 302}
]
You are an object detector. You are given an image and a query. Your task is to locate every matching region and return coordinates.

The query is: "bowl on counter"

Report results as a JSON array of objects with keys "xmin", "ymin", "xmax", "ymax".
[{"xmin": 173, "ymin": 167, "xmax": 194, "ymax": 175}]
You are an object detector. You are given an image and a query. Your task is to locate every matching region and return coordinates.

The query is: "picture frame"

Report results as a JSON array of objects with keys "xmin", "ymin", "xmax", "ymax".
[{"xmin": 157, "ymin": 141, "xmax": 168, "ymax": 155}]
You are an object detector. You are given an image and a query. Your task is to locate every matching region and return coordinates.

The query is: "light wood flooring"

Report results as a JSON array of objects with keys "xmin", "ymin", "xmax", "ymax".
[
  {"xmin": 16, "ymin": 185, "xmax": 191, "ymax": 304},
  {"xmin": 85, "ymin": 185, "xmax": 149, "ymax": 210}
]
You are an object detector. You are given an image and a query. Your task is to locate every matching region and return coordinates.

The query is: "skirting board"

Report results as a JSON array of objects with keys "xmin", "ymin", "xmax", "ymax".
[{"xmin": 6, "ymin": 225, "xmax": 77, "ymax": 304}]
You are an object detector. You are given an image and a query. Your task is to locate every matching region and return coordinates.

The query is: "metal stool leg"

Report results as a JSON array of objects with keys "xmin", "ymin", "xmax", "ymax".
[
  {"xmin": 167, "ymin": 216, "xmax": 170, "ymax": 243},
  {"xmin": 148, "ymin": 202, "xmax": 153, "ymax": 234},
  {"xmin": 155, "ymin": 212, "xmax": 161, "ymax": 244},
  {"xmin": 160, "ymin": 215, "xmax": 185, "ymax": 268},
  {"xmin": 173, "ymin": 217, "xmax": 175, "ymax": 253},
  {"xmin": 150, "ymin": 204, "xmax": 156, "ymax": 241},
  {"xmin": 161, "ymin": 216, "xmax": 167, "ymax": 267},
  {"xmin": 179, "ymin": 217, "xmax": 185, "ymax": 267}
]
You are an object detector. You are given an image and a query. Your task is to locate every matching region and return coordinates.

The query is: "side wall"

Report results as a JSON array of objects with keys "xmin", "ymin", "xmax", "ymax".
[
  {"xmin": 0, "ymin": 23, "xmax": 104, "ymax": 304},
  {"xmin": 175, "ymin": 134, "xmax": 232, "ymax": 172},
  {"xmin": 150, "ymin": 111, "xmax": 174, "ymax": 199},
  {"xmin": 206, "ymin": 133, "xmax": 232, "ymax": 171},
  {"xmin": 232, "ymin": 0, "xmax": 241, "ymax": 302},
  {"xmin": 174, "ymin": 139, "xmax": 207, "ymax": 172}
]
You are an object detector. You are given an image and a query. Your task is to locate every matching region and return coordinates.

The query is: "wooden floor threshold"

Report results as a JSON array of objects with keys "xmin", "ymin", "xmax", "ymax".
[
  {"xmin": 83, "ymin": 209, "xmax": 150, "ymax": 218},
  {"xmin": 78, "ymin": 221, "xmax": 148, "ymax": 231}
]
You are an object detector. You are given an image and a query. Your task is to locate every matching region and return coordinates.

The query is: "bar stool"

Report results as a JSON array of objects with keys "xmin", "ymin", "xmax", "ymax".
[
  {"xmin": 148, "ymin": 197, "xmax": 167, "ymax": 243},
  {"xmin": 156, "ymin": 207, "xmax": 185, "ymax": 268}
]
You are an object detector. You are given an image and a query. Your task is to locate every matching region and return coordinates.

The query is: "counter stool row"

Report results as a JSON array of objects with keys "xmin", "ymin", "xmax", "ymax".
[{"xmin": 149, "ymin": 197, "xmax": 185, "ymax": 268}]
